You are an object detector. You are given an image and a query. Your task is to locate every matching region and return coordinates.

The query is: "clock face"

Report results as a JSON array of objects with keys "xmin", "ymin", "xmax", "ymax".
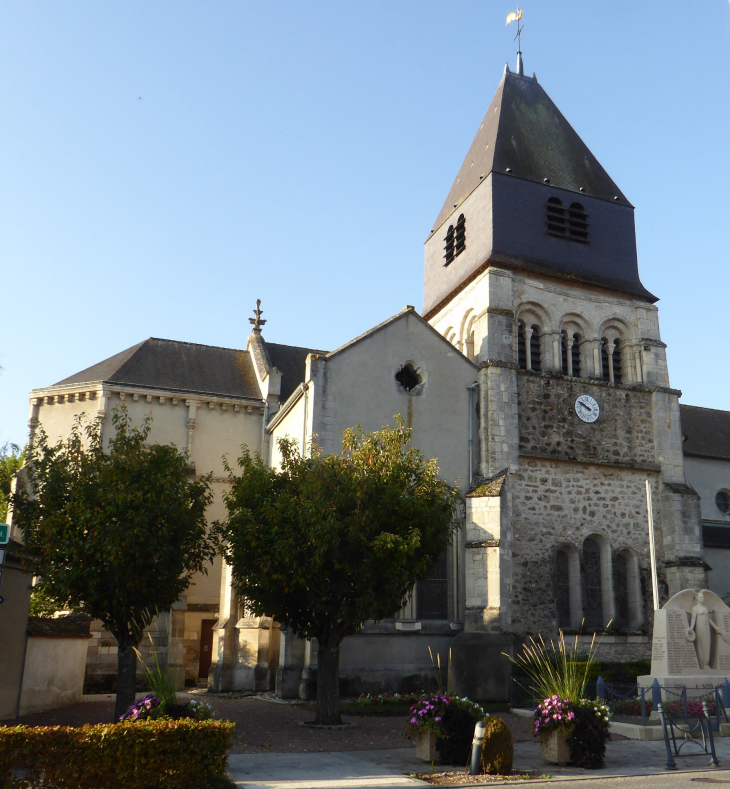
[{"xmin": 575, "ymin": 394, "xmax": 600, "ymax": 423}]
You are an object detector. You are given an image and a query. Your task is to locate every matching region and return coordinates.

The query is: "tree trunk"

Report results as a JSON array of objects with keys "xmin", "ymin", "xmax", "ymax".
[
  {"xmin": 114, "ymin": 643, "xmax": 138, "ymax": 722},
  {"xmin": 315, "ymin": 640, "xmax": 342, "ymax": 725}
]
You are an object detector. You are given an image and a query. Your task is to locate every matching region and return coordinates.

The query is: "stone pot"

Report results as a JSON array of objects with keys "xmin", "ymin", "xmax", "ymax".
[
  {"xmin": 415, "ymin": 730, "xmax": 441, "ymax": 762},
  {"xmin": 539, "ymin": 730, "xmax": 572, "ymax": 765}
]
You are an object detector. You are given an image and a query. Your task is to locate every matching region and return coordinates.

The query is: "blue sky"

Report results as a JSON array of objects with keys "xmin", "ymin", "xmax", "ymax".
[{"xmin": 1, "ymin": 1, "xmax": 729, "ymax": 447}]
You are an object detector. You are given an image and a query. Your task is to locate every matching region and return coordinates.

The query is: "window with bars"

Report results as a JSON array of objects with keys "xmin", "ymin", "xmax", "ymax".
[
  {"xmin": 444, "ymin": 214, "xmax": 466, "ymax": 265},
  {"xmin": 582, "ymin": 538, "xmax": 603, "ymax": 629},
  {"xmin": 546, "ymin": 197, "xmax": 589, "ymax": 243},
  {"xmin": 416, "ymin": 553, "xmax": 449, "ymax": 620}
]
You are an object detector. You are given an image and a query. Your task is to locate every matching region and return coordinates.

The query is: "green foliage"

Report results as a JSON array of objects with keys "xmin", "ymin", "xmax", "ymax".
[
  {"xmin": 480, "ymin": 716, "xmax": 514, "ymax": 775},
  {"xmin": 0, "ymin": 442, "xmax": 25, "ymax": 522},
  {"xmin": 11, "ymin": 407, "xmax": 219, "ymax": 719},
  {"xmin": 28, "ymin": 585, "xmax": 66, "ymax": 618},
  {"xmin": 217, "ymin": 419, "xmax": 459, "ymax": 724},
  {"xmin": 566, "ymin": 700, "xmax": 611, "ymax": 769},
  {"xmin": 508, "ymin": 631, "xmax": 601, "ymax": 705},
  {"xmin": 437, "ymin": 703, "xmax": 478, "ymax": 766},
  {"xmin": 219, "ymin": 420, "xmax": 458, "ymax": 643},
  {"xmin": 12, "ymin": 407, "xmax": 218, "ymax": 648},
  {"xmin": 136, "ymin": 644, "xmax": 178, "ymax": 715},
  {"xmin": 0, "ymin": 719, "xmax": 235, "ymax": 788},
  {"xmin": 582, "ymin": 659, "xmax": 651, "ymax": 683}
]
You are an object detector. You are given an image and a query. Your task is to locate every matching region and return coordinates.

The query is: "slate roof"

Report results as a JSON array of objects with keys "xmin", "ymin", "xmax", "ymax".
[
  {"xmin": 433, "ymin": 68, "xmax": 629, "ymax": 233},
  {"xmin": 267, "ymin": 342, "xmax": 328, "ymax": 404},
  {"xmin": 680, "ymin": 404, "xmax": 730, "ymax": 461},
  {"xmin": 51, "ymin": 338, "xmax": 262, "ymax": 400}
]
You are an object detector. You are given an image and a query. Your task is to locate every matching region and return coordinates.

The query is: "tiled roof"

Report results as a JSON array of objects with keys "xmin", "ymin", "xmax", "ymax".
[
  {"xmin": 266, "ymin": 342, "xmax": 328, "ymax": 404},
  {"xmin": 51, "ymin": 338, "xmax": 262, "ymax": 400},
  {"xmin": 433, "ymin": 69, "xmax": 630, "ymax": 234},
  {"xmin": 680, "ymin": 404, "xmax": 730, "ymax": 461}
]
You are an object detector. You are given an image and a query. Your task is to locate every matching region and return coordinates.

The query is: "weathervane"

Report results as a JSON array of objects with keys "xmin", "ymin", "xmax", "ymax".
[
  {"xmin": 506, "ymin": 8, "xmax": 524, "ymax": 75},
  {"xmin": 249, "ymin": 298, "xmax": 267, "ymax": 331}
]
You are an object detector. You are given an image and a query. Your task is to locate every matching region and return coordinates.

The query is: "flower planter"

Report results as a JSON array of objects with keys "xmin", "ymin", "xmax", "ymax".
[
  {"xmin": 415, "ymin": 730, "xmax": 441, "ymax": 762},
  {"xmin": 540, "ymin": 730, "xmax": 571, "ymax": 765}
]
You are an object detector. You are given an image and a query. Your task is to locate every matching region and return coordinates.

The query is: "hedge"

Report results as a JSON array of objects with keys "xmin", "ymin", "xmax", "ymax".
[{"xmin": 0, "ymin": 718, "xmax": 235, "ymax": 789}]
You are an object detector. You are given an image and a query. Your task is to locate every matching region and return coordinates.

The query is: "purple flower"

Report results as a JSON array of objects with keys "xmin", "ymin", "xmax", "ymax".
[{"xmin": 435, "ymin": 716, "xmax": 441, "ymax": 722}]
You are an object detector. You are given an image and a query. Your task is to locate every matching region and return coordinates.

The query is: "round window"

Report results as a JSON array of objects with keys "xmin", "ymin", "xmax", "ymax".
[{"xmin": 716, "ymin": 491, "xmax": 730, "ymax": 515}]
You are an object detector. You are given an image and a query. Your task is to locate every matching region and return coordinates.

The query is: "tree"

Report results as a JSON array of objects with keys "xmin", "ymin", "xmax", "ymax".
[
  {"xmin": 0, "ymin": 442, "xmax": 25, "ymax": 522},
  {"xmin": 12, "ymin": 408, "xmax": 219, "ymax": 722},
  {"xmin": 217, "ymin": 420, "xmax": 460, "ymax": 725}
]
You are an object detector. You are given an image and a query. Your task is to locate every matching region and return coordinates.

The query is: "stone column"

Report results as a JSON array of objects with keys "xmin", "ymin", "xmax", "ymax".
[
  {"xmin": 299, "ymin": 639, "xmax": 318, "ymax": 700},
  {"xmin": 210, "ymin": 562, "xmax": 238, "ymax": 692},
  {"xmin": 566, "ymin": 336, "xmax": 574, "ymax": 377},
  {"xmin": 276, "ymin": 627, "xmax": 306, "ymax": 699}
]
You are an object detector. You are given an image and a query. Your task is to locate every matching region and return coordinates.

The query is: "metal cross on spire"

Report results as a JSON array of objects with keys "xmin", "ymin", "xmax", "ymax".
[
  {"xmin": 249, "ymin": 298, "xmax": 267, "ymax": 331},
  {"xmin": 506, "ymin": 8, "xmax": 525, "ymax": 75}
]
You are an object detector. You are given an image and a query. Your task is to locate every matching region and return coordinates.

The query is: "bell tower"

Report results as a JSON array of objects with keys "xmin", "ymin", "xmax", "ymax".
[{"xmin": 432, "ymin": 61, "xmax": 707, "ymax": 700}]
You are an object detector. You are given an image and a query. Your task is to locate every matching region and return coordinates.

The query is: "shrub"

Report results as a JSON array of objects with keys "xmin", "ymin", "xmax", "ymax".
[
  {"xmin": 438, "ymin": 703, "xmax": 478, "ymax": 766},
  {"xmin": 665, "ymin": 697, "xmax": 716, "ymax": 719},
  {"xmin": 566, "ymin": 700, "xmax": 611, "ymax": 769},
  {"xmin": 613, "ymin": 698, "xmax": 652, "ymax": 717},
  {"xmin": 480, "ymin": 716, "xmax": 513, "ymax": 775},
  {"xmin": 0, "ymin": 719, "xmax": 235, "ymax": 789}
]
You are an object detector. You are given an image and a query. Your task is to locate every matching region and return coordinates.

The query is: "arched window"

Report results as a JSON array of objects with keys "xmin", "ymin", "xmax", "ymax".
[
  {"xmin": 560, "ymin": 331, "xmax": 568, "ymax": 375},
  {"xmin": 555, "ymin": 549, "xmax": 571, "ymax": 628},
  {"xmin": 417, "ymin": 552, "xmax": 449, "ymax": 620},
  {"xmin": 530, "ymin": 325, "xmax": 542, "ymax": 372},
  {"xmin": 601, "ymin": 338, "xmax": 611, "ymax": 382},
  {"xmin": 568, "ymin": 202, "xmax": 589, "ymax": 242},
  {"xmin": 455, "ymin": 214, "xmax": 466, "ymax": 256},
  {"xmin": 614, "ymin": 552, "xmax": 630, "ymax": 628},
  {"xmin": 547, "ymin": 197, "xmax": 566, "ymax": 237},
  {"xmin": 571, "ymin": 334, "xmax": 582, "ymax": 378},
  {"xmin": 612, "ymin": 338, "xmax": 623, "ymax": 384},
  {"xmin": 517, "ymin": 322, "xmax": 527, "ymax": 369},
  {"xmin": 582, "ymin": 538, "xmax": 604, "ymax": 629},
  {"xmin": 444, "ymin": 225, "xmax": 455, "ymax": 265},
  {"xmin": 614, "ymin": 549, "xmax": 642, "ymax": 629}
]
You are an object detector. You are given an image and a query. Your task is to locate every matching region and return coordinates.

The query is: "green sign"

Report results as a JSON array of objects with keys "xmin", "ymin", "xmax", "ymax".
[{"xmin": 0, "ymin": 523, "xmax": 8, "ymax": 545}]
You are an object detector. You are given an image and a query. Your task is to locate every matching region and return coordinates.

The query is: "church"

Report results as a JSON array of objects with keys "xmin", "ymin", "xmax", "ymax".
[{"xmin": 19, "ymin": 54, "xmax": 730, "ymax": 701}]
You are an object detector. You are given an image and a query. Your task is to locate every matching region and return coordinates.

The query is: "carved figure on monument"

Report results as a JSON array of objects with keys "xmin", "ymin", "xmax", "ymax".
[
  {"xmin": 644, "ymin": 589, "xmax": 730, "ymax": 683},
  {"xmin": 685, "ymin": 590, "xmax": 730, "ymax": 669}
]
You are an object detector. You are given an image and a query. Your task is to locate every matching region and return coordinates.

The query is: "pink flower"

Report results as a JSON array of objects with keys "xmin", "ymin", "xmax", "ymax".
[
  {"xmin": 435, "ymin": 716, "xmax": 441, "ymax": 722},
  {"xmin": 410, "ymin": 717, "xmax": 416, "ymax": 724}
]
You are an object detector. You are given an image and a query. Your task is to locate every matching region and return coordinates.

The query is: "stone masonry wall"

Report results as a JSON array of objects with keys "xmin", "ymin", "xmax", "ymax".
[
  {"xmin": 509, "ymin": 458, "xmax": 661, "ymax": 642},
  {"xmin": 518, "ymin": 373, "xmax": 657, "ymax": 469}
]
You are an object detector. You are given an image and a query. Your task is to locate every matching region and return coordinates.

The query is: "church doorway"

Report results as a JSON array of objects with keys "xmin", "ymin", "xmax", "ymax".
[{"xmin": 198, "ymin": 619, "xmax": 216, "ymax": 680}]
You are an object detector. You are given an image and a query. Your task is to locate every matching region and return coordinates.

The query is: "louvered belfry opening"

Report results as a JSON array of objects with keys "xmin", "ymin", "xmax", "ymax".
[
  {"xmin": 568, "ymin": 202, "xmax": 589, "ymax": 242},
  {"xmin": 517, "ymin": 322, "xmax": 527, "ymax": 369},
  {"xmin": 546, "ymin": 197, "xmax": 566, "ymax": 236},
  {"xmin": 571, "ymin": 334, "xmax": 582, "ymax": 377},
  {"xmin": 560, "ymin": 331, "xmax": 569, "ymax": 375},
  {"xmin": 454, "ymin": 214, "xmax": 466, "ymax": 255},
  {"xmin": 546, "ymin": 197, "xmax": 589, "ymax": 243},
  {"xmin": 444, "ymin": 224, "xmax": 455, "ymax": 265},
  {"xmin": 530, "ymin": 325, "xmax": 541, "ymax": 371}
]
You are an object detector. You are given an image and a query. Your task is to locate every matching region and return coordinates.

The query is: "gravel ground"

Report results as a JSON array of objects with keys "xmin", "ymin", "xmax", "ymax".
[{"xmin": 3, "ymin": 696, "xmax": 534, "ymax": 756}]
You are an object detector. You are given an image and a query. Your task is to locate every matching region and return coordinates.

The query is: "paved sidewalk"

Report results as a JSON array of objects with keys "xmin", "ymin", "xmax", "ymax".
[{"xmin": 228, "ymin": 735, "xmax": 730, "ymax": 788}]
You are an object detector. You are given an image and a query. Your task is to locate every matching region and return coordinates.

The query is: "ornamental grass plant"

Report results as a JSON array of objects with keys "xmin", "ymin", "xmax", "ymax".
[{"xmin": 508, "ymin": 629, "xmax": 600, "ymax": 704}]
